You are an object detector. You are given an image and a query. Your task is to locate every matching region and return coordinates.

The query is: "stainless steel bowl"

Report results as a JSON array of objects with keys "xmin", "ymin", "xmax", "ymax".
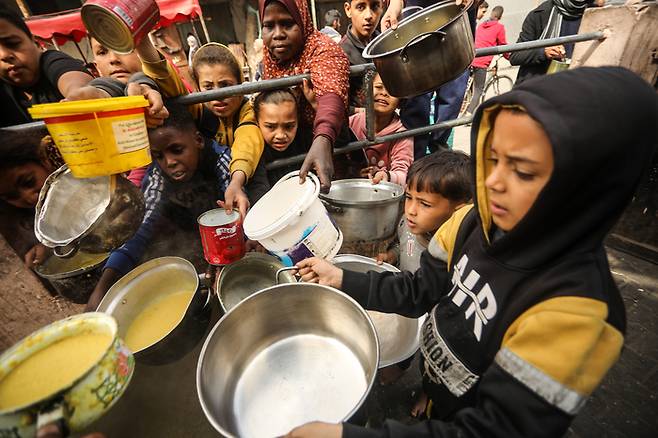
[
  {"xmin": 215, "ymin": 252, "xmax": 296, "ymax": 312},
  {"xmin": 319, "ymin": 179, "xmax": 404, "ymax": 243},
  {"xmin": 97, "ymin": 257, "xmax": 211, "ymax": 365},
  {"xmin": 334, "ymin": 254, "xmax": 425, "ymax": 368},
  {"xmin": 197, "ymin": 283, "xmax": 379, "ymax": 437}
]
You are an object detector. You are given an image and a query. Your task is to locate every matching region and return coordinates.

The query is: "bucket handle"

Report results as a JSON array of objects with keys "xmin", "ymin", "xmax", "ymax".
[{"xmin": 399, "ymin": 30, "xmax": 447, "ymax": 63}]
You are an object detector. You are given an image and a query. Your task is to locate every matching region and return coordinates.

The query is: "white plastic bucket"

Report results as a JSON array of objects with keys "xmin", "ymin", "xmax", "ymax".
[{"xmin": 243, "ymin": 172, "xmax": 343, "ymax": 266}]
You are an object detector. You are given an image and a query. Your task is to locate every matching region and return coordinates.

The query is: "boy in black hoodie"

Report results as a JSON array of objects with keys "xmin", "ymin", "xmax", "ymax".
[{"xmin": 288, "ymin": 67, "xmax": 657, "ymax": 438}]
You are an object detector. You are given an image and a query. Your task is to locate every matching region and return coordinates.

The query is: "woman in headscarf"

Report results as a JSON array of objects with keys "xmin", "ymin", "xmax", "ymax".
[
  {"xmin": 509, "ymin": 0, "xmax": 589, "ymax": 85},
  {"xmin": 258, "ymin": 0, "xmax": 350, "ymax": 191}
]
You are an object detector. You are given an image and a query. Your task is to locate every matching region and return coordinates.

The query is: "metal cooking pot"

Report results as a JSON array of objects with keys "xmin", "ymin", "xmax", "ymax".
[
  {"xmin": 197, "ymin": 283, "xmax": 379, "ymax": 437},
  {"xmin": 35, "ymin": 166, "xmax": 145, "ymax": 258},
  {"xmin": 363, "ymin": 0, "xmax": 474, "ymax": 98},
  {"xmin": 96, "ymin": 257, "xmax": 211, "ymax": 365},
  {"xmin": 215, "ymin": 252, "xmax": 296, "ymax": 313},
  {"xmin": 35, "ymin": 250, "xmax": 108, "ymax": 304},
  {"xmin": 333, "ymin": 254, "xmax": 425, "ymax": 368},
  {"xmin": 319, "ymin": 179, "xmax": 404, "ymax": 243}
]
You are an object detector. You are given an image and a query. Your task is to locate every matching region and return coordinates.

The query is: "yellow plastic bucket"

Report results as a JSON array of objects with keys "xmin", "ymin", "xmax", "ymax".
[{"xmin": 29, "ymin": 96, "xmax": 152, "ymax": 178}]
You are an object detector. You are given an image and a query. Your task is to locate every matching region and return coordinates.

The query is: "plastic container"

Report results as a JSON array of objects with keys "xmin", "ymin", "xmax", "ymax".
[
  {"xmin": 198, "ymin": 209, "xmax": 245, "ymax": 266},
  {"xmin": 243, "ymin": 172, "xmax": 343, "ymax": 267},
  {"xmin": 28, "ymin": 96, "xmax": 151, "ymax": 178}
]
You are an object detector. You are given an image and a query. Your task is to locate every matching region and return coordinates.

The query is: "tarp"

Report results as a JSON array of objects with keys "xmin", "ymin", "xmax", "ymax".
[{"xmin": 25, "ymin": 0, "xmax": 202, "ymax": 45}]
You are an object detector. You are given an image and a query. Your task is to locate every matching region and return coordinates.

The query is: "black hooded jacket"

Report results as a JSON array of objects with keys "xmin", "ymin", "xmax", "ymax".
[{"xmin": 340, "ymin": 67, "xmax": 657, "ymax": 438}]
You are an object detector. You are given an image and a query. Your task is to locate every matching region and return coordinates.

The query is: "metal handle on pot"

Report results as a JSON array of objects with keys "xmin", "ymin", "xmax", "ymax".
[
  {"xmin": 276, "ymin": 266, "xmax": 299, "ymax": 284},
  {"xmin": 321, "ymin": 200, "xmax": 344, "ymax": 215},
  {"xmin": 399, "ymin": 30, "xmax": 447, "ymax": 63},
  {"xmin": 53, "ymin": 243, "xmax": 78, "ymax": 259}
]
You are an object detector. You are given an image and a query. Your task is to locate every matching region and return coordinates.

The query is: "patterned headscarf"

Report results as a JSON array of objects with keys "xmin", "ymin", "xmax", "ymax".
[{"xmin": 258, "ymin": 0, "xmax": 349, "ymax": 126}]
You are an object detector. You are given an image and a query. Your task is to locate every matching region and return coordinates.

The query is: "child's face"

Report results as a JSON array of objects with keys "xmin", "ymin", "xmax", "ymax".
[
  {"xmin": 196, "ymin": 63, "xmax": 243, "ymax": 119},
  {"xmin": 91, "ymin": 38, "xmax": 142, "ymax": 83},
  {"xmin": 262, "ymin": 2, "xmax": 304, "ymax": 64},
  {"xmin": 373, "ymin": 74, "xmax": 398, "ymax": 116},
  {"xmin": 257, "ymin": 100, "xmax": 298, "ymax": 152},
  {"xmin": 0, "ymin": 18, "xmax": 42, "ymax": 88},
  {"xmin": 485, "ymin": 110, "xmax": 554, "ymax": 231},
  {"xmin": 0, "ymin": 162, "xmax": 50, "ymax": 209},
  {"xmin": 149, "ymin": 127, "xmax": 204, "ymax": 183},
  {"xmin": 477, "ymin": 4, "xmax": 488, "ymax": 20},
  {"xmin": 405, "ymin": 184, "xmax": 461, "ymax": 236},
  {"xmin": 344, "ymin": 0, "xmax": 383, "ymax": 42}
]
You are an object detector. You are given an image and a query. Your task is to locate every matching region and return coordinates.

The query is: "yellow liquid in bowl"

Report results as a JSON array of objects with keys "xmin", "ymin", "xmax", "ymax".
[
  {"xmin": 0, "ymin": 332, "xmax": 112, "ymax": 410},
  {"xmin": 124, "ymin": 291, "xmax": 194, "ymax": 353}
]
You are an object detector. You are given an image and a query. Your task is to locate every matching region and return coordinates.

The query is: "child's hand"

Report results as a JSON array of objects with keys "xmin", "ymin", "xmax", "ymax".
[
  {"xmin": 24, "ymin": 244, "xmax": 48, "ymax": 268},
  {"xmin": 221, "ymin": 171, "xmax": 250, "ymax": 218},
  {"xmin": 62, "ymin": 85, "xmax": 111, "ymax": 101},
  {"xmin": 370, "ymin": 170, "xmax": 389, "ymax": 185},
  {"xmin": 296, "ymin": 68, "xmax": 317, "ymax": 111},
  {"xmin": 126, "ymin": 82, "xmax": 169, "ymax": 128},
  {"xmin": 376, "ymin": 250, "xmax": 397, "ymax": 266},
  {"xmin": 245, "ymin": 239, "xmax": 266, "ymax": 253},
  {"xmin": 380, "ymin": 0, "xmax": 404, "ymax": 31},
  {"xmin": 296, "ymin": 257, "xmax": 343, "ymax": 288}
]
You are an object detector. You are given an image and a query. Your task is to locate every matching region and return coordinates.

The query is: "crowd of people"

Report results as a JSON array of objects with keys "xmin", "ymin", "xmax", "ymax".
[{"xmin": 0, "ymin": 0, "xmax": 656, "ymax": 437}]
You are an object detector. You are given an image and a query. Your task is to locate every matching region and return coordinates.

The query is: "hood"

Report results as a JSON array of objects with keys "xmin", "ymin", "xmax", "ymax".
[
  {"xmin": 470, "ymin": 67, "xmax": 657, "ymax": 269},
  {"xmin": 259, "ymin": 0, "xmax": 313, "ymax": 39}
]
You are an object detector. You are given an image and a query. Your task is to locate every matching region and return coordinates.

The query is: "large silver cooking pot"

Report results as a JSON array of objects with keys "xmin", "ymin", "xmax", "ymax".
[
  {"xmin": 319, "ymin": 179, "xmax": 404, "ymax": 243},
  {"xmin": 333, "ymin": 254, "xmax": 425, "ymax": 368},
  {"xmin": 363, "ymin": 0, "xmax": 474, "ymax": 98},
  {"xmin": 35, "ymin": 165, "xmax": 144, "ymax": 258},
  {"xmin": 215, "ymin": 252, "xmax": 296, "ymax": 313},
  {"xmin": 197, "ymin": 283, "xmax": 379, "ymax": 437},
  {"xmin": 97, "ymin": 257, "xmax": 211, "ymax": 365}
]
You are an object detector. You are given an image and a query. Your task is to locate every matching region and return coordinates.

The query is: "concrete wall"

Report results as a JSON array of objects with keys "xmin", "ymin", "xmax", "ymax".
[{"xmin": 489, "ymin": 0, "xmax": 540, "ymax": 45}]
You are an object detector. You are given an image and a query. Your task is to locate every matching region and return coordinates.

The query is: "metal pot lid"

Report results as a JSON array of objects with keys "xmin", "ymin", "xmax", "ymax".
[
  {"xmin": 35, "ymin": 250, "xmax": 109, "ymax": 279},
  {"xmin": 35, "ymin": 166, "xmax": 112, "ymax": 247},
  {"xmin": 363, "ymin": 0, "xmax": 473, "ymax": 59},
  {"xmin": 319, "ymin": 179, "xmax": 404, "ymax": 207}
]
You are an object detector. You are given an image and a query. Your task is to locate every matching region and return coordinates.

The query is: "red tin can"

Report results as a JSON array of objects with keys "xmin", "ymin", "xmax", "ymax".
[
  {"xmin": 81, "ymin": 0, "xmax": 160, "ymax": 55},
  {"xmin": 198, "ymin": 209, "xmax": 246, "ymax": 266}
]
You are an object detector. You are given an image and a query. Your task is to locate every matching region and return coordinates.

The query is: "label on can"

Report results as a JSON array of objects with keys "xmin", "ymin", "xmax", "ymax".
[
  {"xmin": 112, "ymin": 5, "xmax": 134, "ymax": 26},
  {"xmin": 198, "ymin": 209, "xmax": 245, "ymax": 265}
]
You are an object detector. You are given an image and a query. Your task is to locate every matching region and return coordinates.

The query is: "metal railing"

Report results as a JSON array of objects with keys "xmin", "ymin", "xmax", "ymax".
[{"xmin": 3, "ymin": 31, "xmax": 605, "ymax": 170}]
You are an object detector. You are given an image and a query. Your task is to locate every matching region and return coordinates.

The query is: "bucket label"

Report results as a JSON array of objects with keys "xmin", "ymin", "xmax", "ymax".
[
  {"xmin": 112, "ymin": 118, "xmax": 149, "ymax": 153},
  {"xmin": 276, "ymin": 213, "xmax": 341, "ymax": 266}
]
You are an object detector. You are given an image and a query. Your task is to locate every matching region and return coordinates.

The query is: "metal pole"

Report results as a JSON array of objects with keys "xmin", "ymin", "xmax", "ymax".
[
  {"xmin": 197, "ymin": 9, "xmax": 211, "ymax": 43},
  {"xmin": 474, "ymin": 31, "xmax": 605, "ymax": 57},
  {"xmin": 310, "ymin": 0, "xmax": 318, "ymax": 29},
  {"xmin": 364, "ymin": 68, "xmax": 376, "ymax": 142},
  {"xmin": 51, "ymin": 38, "xmax": 60, "ymax": 51},
  {"xmin": 266, "ymin": 116, "xmax": 473, "ymax": 170},
  {"xmin": 14, "ymin": 0, "xmax": 30, "ymax": 17},
  {"xmin": 73, "ymin": 40, "xmax": 88, "ymax": 64}
]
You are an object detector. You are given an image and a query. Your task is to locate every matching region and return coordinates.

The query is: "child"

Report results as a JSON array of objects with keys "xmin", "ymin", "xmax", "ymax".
[
  {"xmin": 339, "ymin": 0, "xmax": 384, "ymax": 113},
  {"xmin": 259, "ymin": 0, "xmax": 350, "ymax": 191},
  {"xmin": 0, "ymin": 131, "xmax": 59, "ymax": 267},
  {"xmin": 253, "ymin": 88, "xmax": 313, "ymax": 185},
  {"xmin": 290, "ymin": 67, "xmax": 657, "ymax": 437},
  {"xmin": 376, "ymin": 151, "xmax": 470, "ymax": 388},
  {"xmin": 0, "ymin": 5, "xmax": 98, "ymax": 127},
  {"xmin": 86, "ymin": 102, "xmax": 233, "ymax": 310},
  {"xmin": 349, "ymin": 73, "xmax": 413, "ymax": 185},
  {"xmin": 136, "ymin": 42, "xmax": 264, "ymax": 216}
]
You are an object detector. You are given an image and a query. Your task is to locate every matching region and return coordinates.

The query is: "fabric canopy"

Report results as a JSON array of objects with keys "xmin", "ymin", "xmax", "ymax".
[{"xmin": 26, "ymin": 0, "xmax": 202, "ymax": 45}]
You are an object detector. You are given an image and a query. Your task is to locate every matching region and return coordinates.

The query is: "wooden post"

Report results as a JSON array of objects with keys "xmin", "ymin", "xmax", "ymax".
[
  {"xmin": 197, "ymin": 9, "xmax": 211, "ymax": 43},
  {"xmin": 571, "ymin": 2, "xmax": 658, "ymax": 85}
]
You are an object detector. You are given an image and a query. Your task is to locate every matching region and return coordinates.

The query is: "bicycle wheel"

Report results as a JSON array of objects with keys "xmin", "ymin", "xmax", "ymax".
[
  {"xmin": 482, "ymin": 75, "xmax": 514, "ymax": 101},
  {"xmin": 459, "ymin": 77, "xmax": 474, "ymax": 116}
]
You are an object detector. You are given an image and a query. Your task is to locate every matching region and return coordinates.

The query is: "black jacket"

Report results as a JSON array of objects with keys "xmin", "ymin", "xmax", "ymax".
[
  {"xmin": 509, "ymin": 1, "xmax": 580, "ymax": 85},
  {"xmin": 341, "ymin": 67, "xmax": 658, "ymax": 438}
]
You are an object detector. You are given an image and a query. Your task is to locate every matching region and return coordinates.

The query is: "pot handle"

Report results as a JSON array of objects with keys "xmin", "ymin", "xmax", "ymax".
[
  {"xmin": 399, "ymin": 30, "xmax": 447, "ymax": 63},
  {"xmin": 276, "ymin": 266, "xmax": 299, "ymax": 284},
  {"xmin": 53, "ymin": 243, "xmax": 78, "ymax": 259},
  {"xmin": 321, "ymin": 200, "xmax": 344, "ymax": 215}
]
